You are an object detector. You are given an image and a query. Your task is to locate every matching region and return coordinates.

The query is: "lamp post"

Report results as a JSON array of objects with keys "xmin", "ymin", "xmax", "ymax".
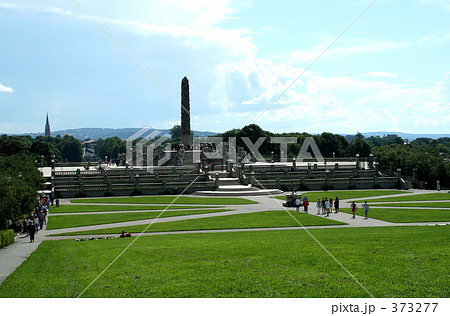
[{"xmin": 325, "ymin": 169, "xmax": 330, "ymax": 187}]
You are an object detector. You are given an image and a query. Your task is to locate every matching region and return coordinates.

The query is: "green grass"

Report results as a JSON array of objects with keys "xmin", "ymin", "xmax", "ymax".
[
  {"xmin": 46, "ymin": 209, "xmax": 230, "ymax": 230},
  {"xmin": 1, "ymin": 226, "xmax": 448, "ymax": 297},
  {"xmin": 356, "ymin": 193, "xmax": 450, "ymax": 203},
  {"xmin": 340, "ymin": 208, "xmax": 450, "ymax": 223},
  {"xmin": 275, "ymin": 190, "xmax": 410, "ymax": 202},
  {"xmin": 70, "ymin": 196, "xmax": 258, "ymax": 205},
  {"xmin": 370, "ymin": 202, "xmax": 450, "ymax": 208},
  {"xmin": 51, "ymin": 211, "xmax": 346, "ymax": 235},
  {"xmin": 50, "ymin": 204, "xmax": 217, "ymax": 214}
]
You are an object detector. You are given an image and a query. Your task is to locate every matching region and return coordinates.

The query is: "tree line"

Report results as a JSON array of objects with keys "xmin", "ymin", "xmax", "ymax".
[{"xmin": 0, "ymin": 134, "xmax": 83, "ymax": 164}]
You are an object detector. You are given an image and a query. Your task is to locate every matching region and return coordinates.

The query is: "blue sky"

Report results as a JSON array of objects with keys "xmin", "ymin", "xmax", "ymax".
[{"xmin": 0, "ymin": 0, "xmax": 449, "ymax": 135}]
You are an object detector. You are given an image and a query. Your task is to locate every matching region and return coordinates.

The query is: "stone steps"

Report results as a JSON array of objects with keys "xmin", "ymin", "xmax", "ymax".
[{"xmin": 192, "ymin": 183, "xmax": 283, "ymax": 196}]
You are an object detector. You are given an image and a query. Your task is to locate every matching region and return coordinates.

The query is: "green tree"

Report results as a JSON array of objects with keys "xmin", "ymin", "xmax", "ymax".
[
  {"xmin": 0, "ymin": 155, "xmax": 43, "ymax": 230},
  {"xmin": 170, "ymin": 125, "xmax": 182, "ymax": 143}
]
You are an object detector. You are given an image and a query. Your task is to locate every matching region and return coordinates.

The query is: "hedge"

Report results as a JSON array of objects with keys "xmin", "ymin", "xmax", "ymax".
[{"xmin": 0, "ymin": 229, "xmax": 15, "ymax": 248}]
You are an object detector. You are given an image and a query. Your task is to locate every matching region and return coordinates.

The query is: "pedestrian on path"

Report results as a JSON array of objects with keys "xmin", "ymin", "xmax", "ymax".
[
  {"xmin": 316, "ymin": 199, "xmax": 321, "ymax": 215},
  {"xmin": 351, "ymin": 201, "xmax": 357, "ymax": 219},
  {"xmin": 302, "ymin": 196, "xmax": 309, "ymax": 213},
  {"xmin": 55, "ymin": 198, "xmax": 60, "ymax": 207},
  {"xmin": 325, "ymin": 199, "xmax": 330, "ymax": 217},
  {"xmin": 436, "ymin": 180, "xmax": 440, "ymax": 191},
  {"xmin": 334, "ymin": 197, "xmax": 339, "ymax": 213},
  {"xmin": 28, "ymin": 222, "xmax": 36, "ymax": 243},
  {"xmin": 295, "ymin": 197, "xmax": 301, "ymax": 212},
  {"xmin": 362, "ymin": 201, "xmax": 369, "ymax": 219}
]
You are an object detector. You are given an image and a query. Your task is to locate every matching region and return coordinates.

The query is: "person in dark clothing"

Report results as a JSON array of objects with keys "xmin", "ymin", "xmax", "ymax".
[
  {"xmin": 28, "ymin": 223, "xmax": 36, "ymax": 243},
  {"xmin": 334, "ymin": 197, "xmax": 340, "ymax": 213},
  {"xmin": 55, "ymin": 198, "xmax": 60, "ymax": 207}
]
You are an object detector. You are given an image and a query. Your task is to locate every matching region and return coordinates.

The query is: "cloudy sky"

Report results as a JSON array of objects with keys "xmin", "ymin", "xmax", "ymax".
[{"xmin": 0, "ymin": 0, "xmax": 449, "ymax": 135}]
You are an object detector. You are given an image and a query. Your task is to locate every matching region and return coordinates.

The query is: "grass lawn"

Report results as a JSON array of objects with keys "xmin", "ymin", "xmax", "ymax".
[
  {"xmin": 51, "ymin": 211, "xmax": 345, "ymax": 235},
  {"xmin": 370, "ymin": 202, "xmax": 450, "ymax": 208},
  {"xmin": 50, "ymin": 204, "xmax": 217, "ymax": 214},
  {"xmin": 1, "ymin": 226, "xmax": 448, "ymax": 297},
  {"xmin": 356, "ymin": 193, "xmax": 450, "ymax": 203},
  {"xmin": 339, "ymin": 208, "xmax": 450, "ymax": 223},
  {"xmin": 275, "ymin": 190, "xmax": 410, "ymax": 201},
  {"xmin": 70, "ymin": 196, "xmax": 258, "ymax": 205},
  {"xmin": 46, "ymin": 209, "xmax": 230, "ymax": 230}
]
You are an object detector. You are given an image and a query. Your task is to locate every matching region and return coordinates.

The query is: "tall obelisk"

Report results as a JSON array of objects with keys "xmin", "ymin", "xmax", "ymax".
[{"xmin": 181, "ymin": 77, "xmax": 192, "ymax": 147}]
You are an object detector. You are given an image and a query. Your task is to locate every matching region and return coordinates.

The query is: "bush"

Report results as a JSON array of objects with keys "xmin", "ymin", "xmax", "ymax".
[{"xmin": 0, "ymin": 229, "xmax": 15, "ymax": 248}]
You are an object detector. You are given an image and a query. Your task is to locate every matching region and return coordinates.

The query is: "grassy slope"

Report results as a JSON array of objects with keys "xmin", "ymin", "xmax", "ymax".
[
  {"xmin": 50, "ymin": 204, "xmax": 217, "ymax": 214},
  {"xmin": 53, "ymin": 211, "xmax": 345, "ymax": 235},
  {"xmin": 275, "ymin": 190, "xmax": 410, "ymax": 201},
  {"xmin": 46, "ymin": 209, "xmax": 230, "ymax": 230},
  {"xmin": 356, "ymin": 193, "xmax": 450, "ymax": 203},
  {"xmin": 370, "ymin": 202, "xmax": 450, "ymax": 208},
  {"xmin": 70, "ymin": 196, "xmax": 258, "ymax": 205},
  {"xmin": 339, "ymin": 208, "xmax": 450, "ymax": 223},
  {"xmin": 1, "ymin": 226, "xmax": 448, "ymax": 297}
]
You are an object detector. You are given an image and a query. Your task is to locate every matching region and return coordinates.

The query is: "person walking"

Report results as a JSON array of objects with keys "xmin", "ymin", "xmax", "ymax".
[
  {"xmin": 295, "ymin": 196, "xmax": 301, "ymax": 212},
  {"xmin": 436, "ymin": 180, "xmax": 440, "ymax": 191},
  {"xmin": 55, "ymin": 198, "xmax": 60, "ymax": 207},
  {"xmin": 351, "ymin": 201, "xmax": 357, "ymax": 219},
  {"xmin": 316, "ymin": 199, "xmax": 321, "ymax": 215},
  {"xmin": 334, "ymin": 197, "xmax": 340, "ymax": 213},
  {"xmin": 321, "ymin": 198, "xmax": 326, "ymax": 215},
  {"xmin": 325, "ymin": 199, "xmax": 330, "ymax": 217},
  {"xmin": 329, "ymin": 198, "xmax": 333, "ymax": 213},
  {"xmin": 362, "ymin": 201, "xmax": 369, "ymax": 219},
  {"xmin": 302, "ymin": 196, "xmax": 309, "ymax": 213},
  {"xmin": 28, "ymin": 221, "xmax": 36, "ymax": 243}
]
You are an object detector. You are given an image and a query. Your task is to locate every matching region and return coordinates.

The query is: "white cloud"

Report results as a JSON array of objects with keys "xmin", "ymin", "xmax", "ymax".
[
  {"xmin": 286, "ymin": 39, "xmax": 408, "ymax": 64},
  {"xmin": 417, "ymin": 0, "xmax": 450, "ymax": 12},
  {"xmin": 361, "ymin": 72, "xmax": 397, "ymax": 78},
  {"xmin": 0, "ymin": 82, "xmax": 14, "ymax": 92}
]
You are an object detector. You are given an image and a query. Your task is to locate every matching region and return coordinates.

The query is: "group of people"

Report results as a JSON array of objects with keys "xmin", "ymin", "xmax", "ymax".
[
  {"xmin": 315, "ymin": 197, "xmax": 340, "ymax": 217},
  {"xmin": 293, "ymin": 195, "xmax": 370, "ymax": 220},
  {"xmin": 7, "ymin": 193, "xmax": 51, "ymax": 243},
  {"xmin": 294, "ymin": 195, "xmax": 340, "ymax": 217}
]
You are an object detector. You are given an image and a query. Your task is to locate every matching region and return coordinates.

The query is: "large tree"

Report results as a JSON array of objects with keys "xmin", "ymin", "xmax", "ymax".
[{"xmin": 0, "ymin": 155, "xmax": 43, "ymax": 230}]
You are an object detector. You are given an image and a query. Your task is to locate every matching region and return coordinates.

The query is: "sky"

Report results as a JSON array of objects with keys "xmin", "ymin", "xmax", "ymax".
[{"xmin": 0, "ymin": 0, "xmax": 449, "ymax": 135}]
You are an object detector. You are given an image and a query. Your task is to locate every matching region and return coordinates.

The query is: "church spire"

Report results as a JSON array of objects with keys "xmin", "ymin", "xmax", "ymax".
[{"xmin": 45, "ymin": 113, "xmax": 51, "ymax": 137}]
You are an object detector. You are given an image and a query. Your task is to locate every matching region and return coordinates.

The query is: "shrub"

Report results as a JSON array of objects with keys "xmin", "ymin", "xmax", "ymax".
[{"xmin": 0, "ymin": 229, "xmax": 15, "ymax": 248}]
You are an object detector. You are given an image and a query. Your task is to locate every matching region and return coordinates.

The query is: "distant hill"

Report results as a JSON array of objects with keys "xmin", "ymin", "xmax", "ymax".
[
  {"xmin": 22, "ymin": 128, "xmax": 218, "ymax": 140},
  {"xmin": 361, "ymin": 132, "xmax": 450, "ymax": 141},
  {"xmin": 13, "ymin": 128, "xmax": 449, "ymax": 141}
]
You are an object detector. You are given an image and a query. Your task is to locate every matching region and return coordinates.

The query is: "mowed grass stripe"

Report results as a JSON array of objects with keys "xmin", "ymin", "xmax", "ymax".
[
  {"xmin": 356, "ymin": 193, "xmax": 450, "ymax": 203},
  {"xmin": 370, "ymin": 202, "xmax": 450, "ymax": 208},
  {"xmin": 339, "ymin": 208, "xmax": 450, "ymax": 223},
  {"xmin": 70, "ymin": 196, "xmax": 258, "ymax": 205},
  {"xmin": 50, "ymin": 204, "xmax": 217, "ymax": 214},
  {"xmin": 52, "ymin": 211, "xmax": 345, "ymax": 235},
  {"xmin": 1, "ymin": 226, "xmax": 448, "ymax": 297},
  {"xmin": 275, "ymin": 190, "xmax": 410, "ymax": 202},
  {"xmin": 46, "ymin": 209, "xmax": 230, "ymax": 230}
]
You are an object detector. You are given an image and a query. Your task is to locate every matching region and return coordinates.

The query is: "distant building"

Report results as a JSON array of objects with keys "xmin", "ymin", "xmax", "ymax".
[{"xmin": 45, "ymin": 113, "xmax": 51, "ymax": 137}]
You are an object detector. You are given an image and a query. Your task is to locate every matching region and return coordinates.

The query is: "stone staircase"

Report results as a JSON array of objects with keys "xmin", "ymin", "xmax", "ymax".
[{"xmin": 192, "ymin": 177, "xmax": 283, "ymax": 196}]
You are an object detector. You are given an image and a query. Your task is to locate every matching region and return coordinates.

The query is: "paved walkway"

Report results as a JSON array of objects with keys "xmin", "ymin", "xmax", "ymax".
[
  {"xmin": 0, "ymin": 224, "xmax": 47, "ymax": 285},
  {"xmin": 1, "ymin": 189, "xmax": 449, "ymax": 285}
]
